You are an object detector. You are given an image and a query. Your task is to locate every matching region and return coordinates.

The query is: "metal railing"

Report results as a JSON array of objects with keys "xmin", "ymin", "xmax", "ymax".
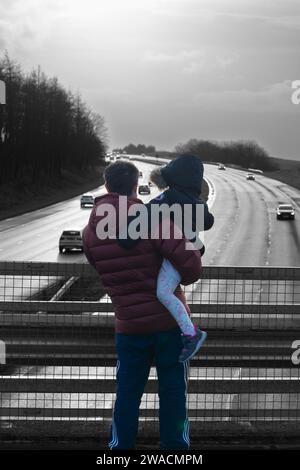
[{"xmin": 0, "ymin": 261, "xmax": 300, "ymax": 445}]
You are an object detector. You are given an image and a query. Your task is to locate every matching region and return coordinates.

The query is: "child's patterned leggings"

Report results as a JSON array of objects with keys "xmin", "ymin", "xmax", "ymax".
[{"xmin": 157, "ymin": 258, "xmax": 195, "ymax": 336}]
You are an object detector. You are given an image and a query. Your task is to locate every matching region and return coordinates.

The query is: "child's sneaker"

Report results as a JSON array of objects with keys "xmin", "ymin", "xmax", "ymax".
[{"xmin": 178, "ymin": 328, "xmax": 207, "ymax": 362}]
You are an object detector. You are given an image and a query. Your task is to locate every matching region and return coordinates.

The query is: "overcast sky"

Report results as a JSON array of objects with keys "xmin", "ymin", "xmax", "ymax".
[{"xmin": 0, "ymin": 0, "xmax": 300, "ymax": 159}]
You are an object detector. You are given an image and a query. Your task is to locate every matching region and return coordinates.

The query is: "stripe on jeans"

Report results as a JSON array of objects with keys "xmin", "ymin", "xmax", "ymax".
[
  {"xmin": 182, "ymin": 361, "xmax": 188, "ymax": 445},
  {"xmin": 109, "ymin": 418, "xmax": 118, "ymax": 449},
  {"xmin": 182, "ymin": 360, "xmax": 190, "ymax": 446},
  {"xmin": 109, "ymin": 360, "xmax": 120, "ymax": 449}
]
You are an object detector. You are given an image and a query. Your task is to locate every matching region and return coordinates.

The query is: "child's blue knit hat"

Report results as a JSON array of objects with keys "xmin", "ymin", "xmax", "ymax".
[{"xmin": 161, "ymin": 154, "xmax": 203, "ymax": 193}]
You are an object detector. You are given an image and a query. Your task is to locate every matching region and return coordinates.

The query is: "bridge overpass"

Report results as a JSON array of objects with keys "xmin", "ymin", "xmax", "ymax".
[{"xmin": 0, "ymin": 261, "xmax": 299, "ymax": 449}]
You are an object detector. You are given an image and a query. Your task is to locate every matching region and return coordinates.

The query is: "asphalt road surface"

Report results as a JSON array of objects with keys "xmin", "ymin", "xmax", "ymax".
[{"xmin": 0, "ymin": 158, "xmax": 299, "ymax": 266}]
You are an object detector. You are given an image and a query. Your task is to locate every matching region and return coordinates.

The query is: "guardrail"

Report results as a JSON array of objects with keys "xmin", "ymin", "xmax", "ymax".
[{"xmin": 0, "ymin": 261, "xmax": 300, "ymax": 446}]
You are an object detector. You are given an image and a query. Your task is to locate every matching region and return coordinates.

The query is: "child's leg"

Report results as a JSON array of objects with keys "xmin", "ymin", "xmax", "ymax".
[{"xmin": 157, "ymin": 258, "xmax": 196, "ymax": 337}]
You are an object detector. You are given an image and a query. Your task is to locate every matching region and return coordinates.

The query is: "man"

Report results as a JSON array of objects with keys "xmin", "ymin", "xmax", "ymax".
[{"xmin": 83, "ymin": 161, "xmax": 201, "ymax": 449}]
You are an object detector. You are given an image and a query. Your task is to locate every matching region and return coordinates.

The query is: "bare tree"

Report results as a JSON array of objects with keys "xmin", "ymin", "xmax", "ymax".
[{"xmin": 0, "ymin": 54, "xmax": 107, "ymax": 187}]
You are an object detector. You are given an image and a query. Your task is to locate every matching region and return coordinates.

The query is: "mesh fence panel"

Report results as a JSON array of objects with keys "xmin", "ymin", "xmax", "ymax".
[{"xmin": 0, "ymin": 262, "xmax": 300, "ymax": 441}]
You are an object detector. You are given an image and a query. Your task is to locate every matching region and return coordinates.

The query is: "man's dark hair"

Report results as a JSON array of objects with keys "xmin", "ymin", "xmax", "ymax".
[{"xmin": 104, "ymin": 161, "xmax": 139, "ymax": 196}]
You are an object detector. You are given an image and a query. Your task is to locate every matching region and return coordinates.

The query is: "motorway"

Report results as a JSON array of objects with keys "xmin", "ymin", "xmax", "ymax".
[
  {"xmin": 0, "ymin": 158, "xmax": 299, "ymax": 266},
  {"xmin": 1, "ymin": 157, "xmax": 300, "ymax": 423}
]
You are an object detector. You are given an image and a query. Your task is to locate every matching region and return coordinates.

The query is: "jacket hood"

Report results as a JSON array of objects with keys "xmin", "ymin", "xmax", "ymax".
[{"xmin": 161, "ymin": 154, "xmax": 203, "ymax": 193}]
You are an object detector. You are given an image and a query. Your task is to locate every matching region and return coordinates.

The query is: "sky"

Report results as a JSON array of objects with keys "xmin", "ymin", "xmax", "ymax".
[{"xmin": 0, "ymin": 0, "xmax": 300, "ymax": 159}]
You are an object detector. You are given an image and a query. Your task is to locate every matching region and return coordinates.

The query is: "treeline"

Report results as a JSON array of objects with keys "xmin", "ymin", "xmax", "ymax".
[
  {"xmin": 113, "ymin": 143, "xmax": 156, "ymax": 155},
  {"xmin": 0, "ymin": 54, "xmax": 107, "ymax": 186},
  {"xmin": 175, "ymin": 139, "xmax": 277, "ymax": 171}
]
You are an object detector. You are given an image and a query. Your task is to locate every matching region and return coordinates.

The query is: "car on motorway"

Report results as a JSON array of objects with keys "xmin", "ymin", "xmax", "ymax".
[
  {"xmin": 138, "ymin": 184, "xmax": 151, "ymax": 195},
  {"xmin": 218, "ymin": 164, "xmax": 226, "ymax": 170},
  {"xmin": 276, "ymin": 204, "xmax": 295, "ymax": 220},
  {"xmin": 246, "ymin": 173, "xmax": 255, "ymax": 181},
  {"xmin": 80, "ymin": 193, "xmax": 94, "ymax": 208},
  {"xmin": 59, "ymin": 229, "xmax": 83, "ymax": 253}
]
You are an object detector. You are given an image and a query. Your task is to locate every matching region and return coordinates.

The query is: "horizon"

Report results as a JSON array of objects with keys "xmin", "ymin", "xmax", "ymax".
[{"xmin": 1, "ymin": 0, "xmax": 299, "ymax": 161}]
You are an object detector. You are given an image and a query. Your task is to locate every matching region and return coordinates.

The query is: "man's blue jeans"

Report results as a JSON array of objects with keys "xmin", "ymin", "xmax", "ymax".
[{"xmin": 108, "ymin": 327, "xmax": 190, "ymax": 450}]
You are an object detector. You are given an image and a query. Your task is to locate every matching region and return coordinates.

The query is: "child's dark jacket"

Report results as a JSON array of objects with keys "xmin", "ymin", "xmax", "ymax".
[{"xmin": 118, "ymin": 155, "xmax": 214, "ymax": 251}]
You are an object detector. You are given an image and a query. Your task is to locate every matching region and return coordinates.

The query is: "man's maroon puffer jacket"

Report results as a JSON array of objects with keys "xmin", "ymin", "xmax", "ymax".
[{"xmin": 83, "ymin": 193, "xmax": 202, "ymax": 334}]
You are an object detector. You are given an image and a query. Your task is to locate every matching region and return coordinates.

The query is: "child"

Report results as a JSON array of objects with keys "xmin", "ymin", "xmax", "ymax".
[{"xmin": 118, "ymin": 154, "xmax": 214, "ymax": 362}]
